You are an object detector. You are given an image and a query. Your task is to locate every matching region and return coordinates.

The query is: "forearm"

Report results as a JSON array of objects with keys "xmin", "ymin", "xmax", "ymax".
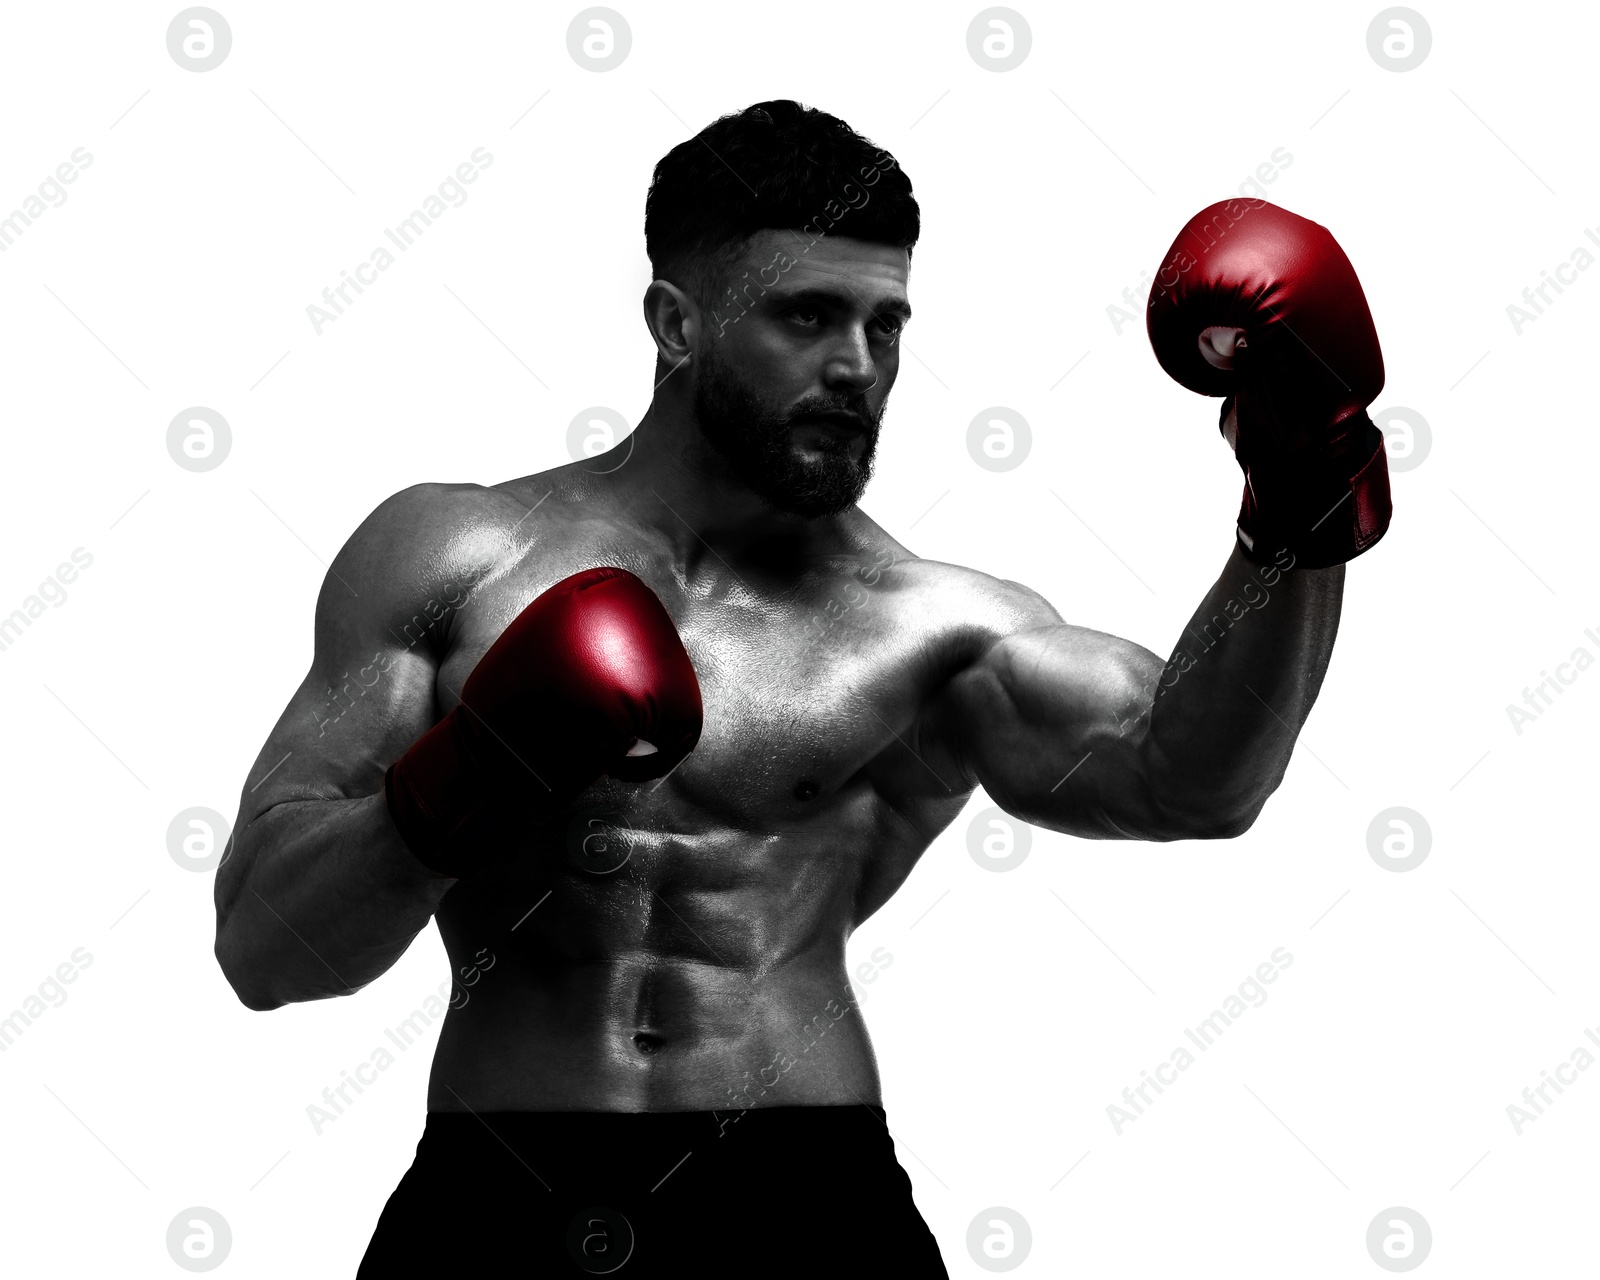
[
  {"xmin": 215, "ymin": 792, "xmax": 456, "ymax": 1009},
  {"xmin": 1146, "ymin": 542, "xmax": 1344, "ymax": 832}
]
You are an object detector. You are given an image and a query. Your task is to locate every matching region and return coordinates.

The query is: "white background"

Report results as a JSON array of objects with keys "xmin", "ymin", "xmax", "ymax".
[{"xmin": 1, "ymin": 1, "xmax": 1594, "ymax": 1275}]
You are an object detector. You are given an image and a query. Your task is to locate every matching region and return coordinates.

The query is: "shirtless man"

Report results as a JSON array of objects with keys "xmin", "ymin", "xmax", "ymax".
[{"xmin": 213, "ymin": 100, "xmax": 1390, "ymax": 1275}]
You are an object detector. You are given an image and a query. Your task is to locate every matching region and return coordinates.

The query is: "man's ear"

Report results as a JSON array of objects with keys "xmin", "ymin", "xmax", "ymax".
[{"xmin": 643, "ymin": 279, "xmax": 698, "ymax": 369}]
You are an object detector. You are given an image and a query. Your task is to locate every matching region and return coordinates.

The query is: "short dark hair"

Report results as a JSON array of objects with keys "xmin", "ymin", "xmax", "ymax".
[{"xmin": 644, "ymin": 100, "xmax": 920, "ymax": 312}]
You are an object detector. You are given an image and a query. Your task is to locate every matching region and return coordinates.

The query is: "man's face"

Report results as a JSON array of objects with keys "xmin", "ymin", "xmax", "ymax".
[{"xmin": 691, "ymin": 231, "xmax": 910, "ymax": 518}]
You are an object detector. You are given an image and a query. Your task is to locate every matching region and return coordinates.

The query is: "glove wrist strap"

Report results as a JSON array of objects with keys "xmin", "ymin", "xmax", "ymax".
[{"xmin": 1235, "ymin": 414, "xmax": 1392, "ymax": 570}]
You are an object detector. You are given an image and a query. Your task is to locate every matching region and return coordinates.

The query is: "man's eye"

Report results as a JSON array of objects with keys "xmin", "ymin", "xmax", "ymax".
[{"xmin": 788, "ymin": 308, "xmax": 821, "ymax": 325}]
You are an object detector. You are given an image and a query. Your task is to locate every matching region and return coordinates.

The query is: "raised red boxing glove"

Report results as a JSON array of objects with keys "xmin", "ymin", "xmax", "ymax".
[
  {"xmin": 384, "ymin": 566, "xmax": 703, "ymax": 878},
  {"xmin": 1145, "ymin": 198, "xmax": 1391, "ymax": 569}
]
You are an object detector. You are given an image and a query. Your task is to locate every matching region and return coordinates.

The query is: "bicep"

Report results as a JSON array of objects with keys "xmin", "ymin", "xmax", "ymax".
[
  {"xmin": 941, "ymin": 623, "xmax": 1178, "ymax": 839},
  {"xmin": 216, "ymin": 494, "xmax": 473, "ymax": 914},
  {"xmin": 215, "ymin": 617, "xmax": 437, "ymax": 920},
  {"xmin": 231, "ymin": 478, "xmax": 511, "ymax": 822},
  {"xmin": 249, "ymin": 635, "xmax": 437, "ymax": 815}
]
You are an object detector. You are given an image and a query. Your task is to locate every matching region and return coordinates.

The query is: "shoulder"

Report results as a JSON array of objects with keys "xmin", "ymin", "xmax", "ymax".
[
  {"xmin": 840, "ymin": 512, "xmax": 1061, "ymax": 647},
  {"xmin": 823, "ymin": 511, "xmax": 1068, "ymax": 696},
  {"xmin": 331, "ymin": 482, "xmax": 510, "ymax": 595},
  {"xmin": 351, "ymin": 480, "xmax": 516, "ymax": 549},
  {"xmin": 340, "ymin": 461, "xmax": 600, "ymax": 575},
  {"xmin": 888, "ymin": 557, "xmax": 1061, "ymax": 632},
  {"xmin": 316, "ymin": 472, "xmax": 568, "ymax": 653}
]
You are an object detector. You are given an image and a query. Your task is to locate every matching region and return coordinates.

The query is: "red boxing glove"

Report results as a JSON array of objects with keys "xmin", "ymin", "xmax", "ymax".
[
  {"xmin": 1146, "ymin": 198, "xmax": 1391, "ymax": 569},
  {"xmin": 385, "ymin": 567, "xmax": 703, "ymax": 878}
]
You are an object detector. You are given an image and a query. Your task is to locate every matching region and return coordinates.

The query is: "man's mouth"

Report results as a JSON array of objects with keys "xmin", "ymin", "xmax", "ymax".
[{"xmin": 799, "ymin": 412, "xmax": 869, "ymax": 436}]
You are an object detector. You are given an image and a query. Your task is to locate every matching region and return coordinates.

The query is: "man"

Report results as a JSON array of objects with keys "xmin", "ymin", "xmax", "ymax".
[{"xmin": 214, "ymin": 101, "xmax": 1389, "ymax": 1275}]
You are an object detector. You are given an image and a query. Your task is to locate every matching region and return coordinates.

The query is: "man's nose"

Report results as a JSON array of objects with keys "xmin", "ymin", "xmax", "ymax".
[{"xmin": 823, "ymin": 326, "xmax": 879, "ymax": 393}]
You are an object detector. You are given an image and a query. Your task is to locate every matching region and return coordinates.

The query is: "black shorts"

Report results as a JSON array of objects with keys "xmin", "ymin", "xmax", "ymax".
[{"xmin": 356, "ymin": 1104, "xmax": 948, "ymax": 1277}]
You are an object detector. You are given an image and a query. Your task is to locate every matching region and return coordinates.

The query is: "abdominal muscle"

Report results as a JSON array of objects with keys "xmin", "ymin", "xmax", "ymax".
[
  {"xmin": 425, "ymin": 948, "xmax": 881, "ymax": 1113},
  {"xmin": 422, "ymin": 815, "xmax": 889, "ymax": 1114}
]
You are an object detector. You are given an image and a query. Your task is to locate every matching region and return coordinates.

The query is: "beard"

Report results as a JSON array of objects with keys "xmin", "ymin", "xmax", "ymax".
[{"xmin": 692, "ymin": 343, "xmax": 881, "ymax": 518}]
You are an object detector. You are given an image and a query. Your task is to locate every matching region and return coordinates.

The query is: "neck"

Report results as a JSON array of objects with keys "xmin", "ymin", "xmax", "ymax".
[{"xmin": 594, "ymin": 396, "xmax": 846, "ymax": 561}]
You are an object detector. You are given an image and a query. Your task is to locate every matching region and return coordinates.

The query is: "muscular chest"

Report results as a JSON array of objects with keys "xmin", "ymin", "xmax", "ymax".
[{"xmin": 436, "ymin": 553, "xmax": 936, "ymax": 824}]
